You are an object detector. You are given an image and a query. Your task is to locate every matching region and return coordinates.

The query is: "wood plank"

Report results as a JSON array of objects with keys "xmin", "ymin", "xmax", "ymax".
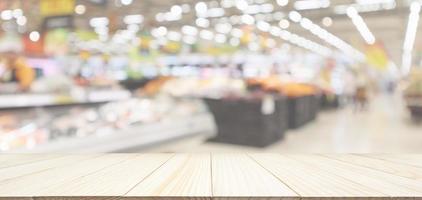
[
  {"xmin": 323, "ymin": 154, "xmax": 422, "ymax": 181},
  {"xmin": 365, "ymin": 154, "xmax": 422, "ymax": 168},
  {"xmin": 126, "ymin": 154, "xmax": 211, "ymax": 197},
  {"xmin": 0, "ymin": 154, "xmax": 134, "ymax": 196},
  {"xmin": 0, "ymin": 154, "xmax": 61, "ymax": 169},
  {"xmin": 0, "ymin": 155, "xmax": 100, "ymax": 182},
  {"xmin": 211, "ymin": 153, "xmax": 298, "ymax": 199},
  {"xmin": 287, "ymin": 155, "xmax": 422, "ymax": 197},
  {"xmin": 249, "ymin": 153, "xmax": 387, "ymax": 198},
  {"xmin": 38, "ymin": 154, "xmax": 173, "ymax": 196}
]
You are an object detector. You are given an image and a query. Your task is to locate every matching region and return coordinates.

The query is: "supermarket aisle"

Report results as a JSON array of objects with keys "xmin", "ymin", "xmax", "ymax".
[{"xmin": 145, "ymin": 94, "xmax": 422, "ymax": 153}]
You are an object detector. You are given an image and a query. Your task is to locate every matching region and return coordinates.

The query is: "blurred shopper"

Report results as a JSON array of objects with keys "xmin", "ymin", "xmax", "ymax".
[{"xmin": 354, "ymin": 75, "xmax": 369, "ymax": 112}]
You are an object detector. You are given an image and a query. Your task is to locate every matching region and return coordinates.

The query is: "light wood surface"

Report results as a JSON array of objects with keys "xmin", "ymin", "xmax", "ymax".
[{"xmin": 0, "ymin": 154, "xmax": 422, "ymax": 199}]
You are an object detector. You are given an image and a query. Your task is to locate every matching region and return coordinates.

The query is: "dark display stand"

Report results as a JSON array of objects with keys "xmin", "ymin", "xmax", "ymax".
[
  {"xmin": 288, "ymin": 95, "xmax": 320, "ymax": 129},
  {"xmin": 204, "ymin": 96, "xmax": 288, "ymax": 147},
  {"xmin": 320, "ymin": 93, "xmax": 340, "ymax": 109}
]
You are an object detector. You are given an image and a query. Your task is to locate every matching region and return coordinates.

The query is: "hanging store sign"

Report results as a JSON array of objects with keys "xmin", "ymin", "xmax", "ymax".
[{"xmin": 40, "ymin": 0, "xmax": 75, "ymax": 16}]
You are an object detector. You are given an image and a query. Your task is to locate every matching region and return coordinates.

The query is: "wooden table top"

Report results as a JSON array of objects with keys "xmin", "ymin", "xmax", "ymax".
[{"xmin": 0, "ymin": 154, "xmax": 422, "ymax": 199}]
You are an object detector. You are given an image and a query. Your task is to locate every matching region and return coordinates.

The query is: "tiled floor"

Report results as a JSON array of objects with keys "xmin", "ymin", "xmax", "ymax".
[{"xmin": 145, "ymin": 93, "xmax": 422, "ymax": 153}]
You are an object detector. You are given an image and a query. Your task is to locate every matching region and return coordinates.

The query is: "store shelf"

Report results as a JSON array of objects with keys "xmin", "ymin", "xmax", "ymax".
[
  {"xmin": 0, "ymin": 154, "xmax": 422, "ymax": 199},
  {"xmin": 0, "ymin": 90, "xmax": 131, "ymax": 109},
  {"xmin": 10, "ymin": 112, "xmax": 215, "ymax": 153}
]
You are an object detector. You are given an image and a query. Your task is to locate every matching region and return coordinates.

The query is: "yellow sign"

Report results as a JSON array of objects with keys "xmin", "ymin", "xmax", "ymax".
[
  {"xmin": 365, "ymin": 43, "xmax": 389, "ymax": 70},
  {"xmin": 40, "ymin": 0, "xmax": 75, "ymax": 16}
]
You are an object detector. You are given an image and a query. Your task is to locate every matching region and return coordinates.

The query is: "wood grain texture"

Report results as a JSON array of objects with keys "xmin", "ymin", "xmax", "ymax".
[
  {"xmin": 0, "ymin": 154, "xmax": 422, "ymax": 199},
  {"xmin": 287, "ymin": 155, "xmax": 422, "ymax": 197},
  {"xmin": 249, "ymin": 153, "xmax": 386, "ymax": 198},
  {"xmin": 211, "ymin": 154, "xmax": 298, "ymax": 198},
  {"xmin": 323, "ymin": 154, "xmax": 422, "ymax": 181},
  {"xmin": 39, "ymin": 154, "xmax": 173, "ymax": 196},
  {"xmin": 0, "ymin": 154, "xmax": 133, "ymax": 196},
  {"xmin": 126, "ymin": 153, "xmax": 211, "ymax": 197},
  {"xmin": 0, "ymin": 155, "xmax": 100, "ymax": 182},
  {"xmin": 0, "ymin": 154, "xmax": 61, "ymax": 169}
]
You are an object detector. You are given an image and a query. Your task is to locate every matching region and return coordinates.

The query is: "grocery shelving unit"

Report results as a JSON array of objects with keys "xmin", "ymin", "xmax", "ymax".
[
  {"xmin": 9, "ymin": 112, "xmax": 215, "ymax": 153},
  {"xmin": 0, "ymin": 89, "xmax": 131, "ymax": 109}
]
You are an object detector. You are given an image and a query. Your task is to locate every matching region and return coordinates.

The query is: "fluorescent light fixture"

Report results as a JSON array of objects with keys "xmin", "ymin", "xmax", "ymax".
[
  {"xmin": 294, "ymin": 0, "xmax": 330, "ymax": 10},
  {"xmin": 334, "ymin": 1, "xmax": 396, "ymax": 14},
  {"xmin": 295, "ymin": 16, "xmax": 365, "ymax": 61},
  {"xmin": 215, "ymin": 34, "xmax": 227, "ymax": 43},
  {"xmin": 288, "ymin": 11, "xmax": 302, "ymax": 22},
  {"xmin": 123, "ymin": 15, "xmax": 144, "ymax": 24},
  {"xmin": 347, "ymin": 7, "xmax": 376, "ymax": 44},
  {"xmin": 279, "ymin": 19, "xmax": 290, "ymax": 29},
  {"xmin": 356, "ymin": 0, "xmax": 394, "ymax": 5},
  {"xmin": 402, "ymin": 1, "xmax": 421, "ymax": 74},
  {"xmin": 89, "ymin": 17, "xmax": 109, "ymax": 27},
  {"xmin": 257, "ymin": 21, "xmax": 271, "ymax": 32},
  {"xmin": 196, "ymin": 18, "xmax": 210, "ymax": 28},
  {"xmin": 195, "ymin": 2, "xmax": 208, "ymax": 13},
  {"xmin": 215, "ymin": 23, "xmax": 232, "ymax": 34},
  {"xmin": 241, "ymin": 14, "xmax": 255, "ymax": 24},
  {"xmin": 200, "ymin": 30, "xmax": 214, "ymax": 40},
  {"xmin": 167, "ymin": 31, "xmax": 182, "ymax": 41},
  {"xmin": 181, "ymin": 25, "xmax": 198, "ymax": 36},
  {"xmin": 277, "ymin": 0, "xmax": 289, "ymax": 6}
]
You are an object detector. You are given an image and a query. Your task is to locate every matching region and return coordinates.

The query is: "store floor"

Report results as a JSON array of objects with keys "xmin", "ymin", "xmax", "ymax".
[{"xmin": 142, "ymin": 93, "xmax": 422, "ymax": 153}]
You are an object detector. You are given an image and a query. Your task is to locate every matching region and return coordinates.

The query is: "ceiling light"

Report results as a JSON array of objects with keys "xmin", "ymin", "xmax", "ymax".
[
  {"xmin": 215, "ymin": 34, "xmax": 227, "ymax": 43},
  {"xmin": 292, "ymin": 16, "xmax": 365, "ymax": 61},
  {"xmin": 277, "ymin": 0, "xmax": 289, "ymax": 6},
  {"xmin": 288, "ymin": 11, "xmax": 302, "ymax": 22},
  {"xmin": 1, "ymin": 10, "xmax": 12, "ymax": 20},
  {"xmin": 167, "ymin": 31, "xmax": 182, "ymax": 41},
  {"xmin": 260, "ymin": 4, "xmax": 274, "ymax": 13},
  {"xmin": 183, "ymin": 35, "xmax": 197, "ymax": 44},
  {"xmin": 236, "ymin": 0, "xmax": 249, "ymax": 11},
  {"xmin": 16, "ymin": 16, "xmax": 27, "ymax": 26},
  {"xmin": 270, "ymin": 26, "xmax": 282, "ymax": 36},
  {"xmin": 196, "ymin": 18, "xmax": 210, "ymax": 28},
  {"xmin": 29, "ymin": 31, "xmax": 40, "ymax": 42},
  {"xmin": 207, "ymin": 8, "xmax": 225, "ymax": 17},
  {"xmin": 12, "ymin": 9, "xmax": 23, "ymax": 18},
  {"xmin": 231, "ymin": 28, "xmax": 243, "ymax": 38},
  {"xmin": 294, "ymin": 0, "xmax": 330, "ymax": 10},
  {"xmin": 347, "ymin": 7, "xmax": 376, "ymax": 44},
  {"xmin": 151, "ymin": 26, "xmax": 167, "ymax": 38},
  {"xmin": 402, "ymin": 1, "xmax": 421, "ymax": 74},
  {"xmin": 241, "ymin": 14, "xmax": 255, "ymax": 25},
  {"xmin": 322, "ymin": 17, "xmax": 332, "ymax": 27},
  {"xmin": 124, "ymin": 15, "xmax": 143, "ymax": 24},
  {"xmin": 215, "ymin": 23, "xmax": 232, "ymax": 34},
  {"xmin": 257, "ymin": 21, "xmax": 271, "ymax": 32},
  {"xmin": 74, "ymin": 4, "xmax": 86, "ymax": 15},
  {"xmin": 195, "ymin": 2, "xmax": 208, "ymax": 13},
  {"xmin": 200, "ymin": 30, "xmax": 214, "ymax": 40},
  {"xmin": 279, "ymin": 19, "xmax": 290, "ymax": 28},
  {"xmin": 273, "ymin": 12, "xmax": 285, "ymax": 20},
  {"xmin": 89, "ymin": 17, "xmax": 109, "ymax": 27},
  {"xmin": 171, "ymin": 5, "xmax": 183, "ymax": 15},
  {"xmin": 120, "ymin": 0, "xmax": 133, "ymax": 6},
  {"xmin": 181, "ymin": 25, "xmax": 198, "ymax": 36}
]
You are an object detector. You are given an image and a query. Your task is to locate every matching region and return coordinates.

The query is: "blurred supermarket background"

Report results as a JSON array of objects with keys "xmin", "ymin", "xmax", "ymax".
[{"xmin": 0, "ymin": 0, "xmax": 422, "ymax": 153}]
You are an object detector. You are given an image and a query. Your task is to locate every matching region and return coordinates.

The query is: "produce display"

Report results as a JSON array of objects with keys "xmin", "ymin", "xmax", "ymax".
[{"xmin": 404, "ymin": 69, "xmax": 422, "ymax": 118}]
